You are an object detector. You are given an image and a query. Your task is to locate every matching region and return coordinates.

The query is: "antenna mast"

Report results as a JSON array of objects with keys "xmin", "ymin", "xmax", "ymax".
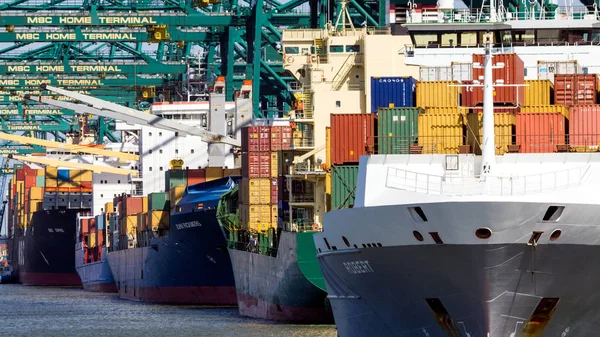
[{"xmin": 481, "ymin": 32, "xmax": 495, "ymax": 177}]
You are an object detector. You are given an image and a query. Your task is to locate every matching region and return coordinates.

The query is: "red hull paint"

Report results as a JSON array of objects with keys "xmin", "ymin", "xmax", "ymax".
[
  {"xmin": 236, "ymin": 292, "xmax": 333, "ymax": 323},
  {"xmin": 118, "ymin": 285, "xmax": 238, "ymax": 305},
  {"xmin": 19, "ymin": 272, "xmax": 82, "ymax": 287},
  {"xmin": 83, "ymin": 283, "xmax": 118, "ymax": 293}
]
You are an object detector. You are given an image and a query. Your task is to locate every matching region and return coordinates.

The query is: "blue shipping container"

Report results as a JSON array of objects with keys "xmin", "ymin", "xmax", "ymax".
[
  {"xmin": 57, "ymin": 169, "xmax": 70, "ymax": 182},
  {"xmin": 95, "ymin": 215, "xmax": 105, "ymax": 230},
  {"xmin": 370, "ymin": 76, "xmax": 417, "ymax": 113}
]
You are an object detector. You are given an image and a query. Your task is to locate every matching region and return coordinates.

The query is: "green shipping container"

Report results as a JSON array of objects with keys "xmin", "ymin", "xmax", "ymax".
[
  {"xmin": 165, "ymin": 170, "xmax": 188, "ymax": 191},
  {"xmin": 148, "ymin": 192, "xmax": 170, "ymax": 211},
  {"xmin": 35, "ymin": 176, "xmax": 45, "ymax": 187},
  {"xmin": 377, "ymin": 107, "xmax": 422, "ymax": 154},
  {"xmin": 331, "ymin": 165, "xmax": 359, "ymax": 210}
]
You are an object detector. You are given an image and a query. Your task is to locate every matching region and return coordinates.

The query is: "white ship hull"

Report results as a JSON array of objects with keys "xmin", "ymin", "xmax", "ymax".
[{"xmin": 315, "ymin": 153, "xmax": 600, "ymax": 336}]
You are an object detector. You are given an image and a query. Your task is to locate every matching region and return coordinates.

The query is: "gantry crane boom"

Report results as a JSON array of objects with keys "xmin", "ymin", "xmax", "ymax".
[
  {"xmin": 0, "ymin": 132, "xmax": 139, "ymax": 161},
  {"xmin": 4, "ymin": 155, "xmax": 138, "ymax": 176},
  {"xmin": 33, "ymin": 84, "xmax": 242, "ymax": 147}
]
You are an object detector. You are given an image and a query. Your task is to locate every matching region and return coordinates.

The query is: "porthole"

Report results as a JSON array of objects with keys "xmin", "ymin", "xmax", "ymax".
[
  {"xmin": 366, "ymin": 243, "xmax": 372, "ymax": 248},
  {"xmin": 413, "ymin": 230, "xmax": 424, "ymax": 242},
  {"xmin": 342, "ymin": 236, "xmax": 350, "ymax": 247},
  {"xmin": 362, "ymin": 244, "xmax": 367, "ymax": 248},
  {"xmin": 475, "ymin": 228, "xmax": 492, "ymax": 239},
  {"xmin": 550, "ymin": 229, "xmax": 562, "ymax": 241}
]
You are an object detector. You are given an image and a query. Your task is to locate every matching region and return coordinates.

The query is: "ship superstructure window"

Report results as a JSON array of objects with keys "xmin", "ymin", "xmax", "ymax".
[
  {"xmin": 514, "ymin": 30, "xmax": 535, "ymax": 44},
  {"xmin": 441, "ymin": 33, "xmax": 457, "ymax": 47},
  {"xmin": 461, "ymin": 32, "xmax": 477, "ymax": 46},
  {"xmin": 284, "ymin": 46, "xmax": 299, "ymax": 54},
  {"xmin": 329, "ymin": 45, "xmax": 344, "ymax": 53},
  {"xmin": 346, "ymin": 45, "xmax": 360, "ymax": 52},
  {"xmin": 542, "ymin": 206, "xmax": 564, "ymax": 222},
  {"xmin": 537, "ymin": 29, "xmax": 560, "ymax": 44},
  {"xmin": 408, "ymin": 207, "xmax": 428, "ymax": 222},
  {"xmin": 414, "ymin": 33, "xmax": 438, "ymax": 47}
]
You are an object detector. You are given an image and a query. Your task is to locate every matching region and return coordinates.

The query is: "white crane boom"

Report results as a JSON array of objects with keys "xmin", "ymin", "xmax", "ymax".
[{"xmin": 35, "ymin": 84, "xmax": 241, "ymax": 147}]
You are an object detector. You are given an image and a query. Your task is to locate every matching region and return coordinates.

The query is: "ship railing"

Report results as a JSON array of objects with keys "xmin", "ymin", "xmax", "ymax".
[
  {"xmin": 366, "ymin": 134, "xmax": 600, "ymax": 156},
  {"xmin": 289, "ymin": 193, "xmax": 315, "ymax": 203},
  {"xmin": 405, "ymin": 6, "xmax": 596, "ymax": 24},
  {"xmin": 385, "ymin": 165, "xmax": 590, "ymax": 196}
]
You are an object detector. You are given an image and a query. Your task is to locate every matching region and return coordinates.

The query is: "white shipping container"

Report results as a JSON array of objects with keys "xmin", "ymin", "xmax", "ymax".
[
  {"xmin": 419, "ymin": 66, "xmax": 452, "ymax": 81},
  {"xmin": 451, "ymin": 62, "xmax": 472, "ymax": 82},
  {"xmin": 537, "ymin": 60, "xmax": 582, "ymax": 83}
]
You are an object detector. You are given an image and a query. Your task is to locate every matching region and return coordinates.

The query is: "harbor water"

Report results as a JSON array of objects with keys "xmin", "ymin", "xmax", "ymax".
[{"xmin": 0, "ymin": 285, "xmax": 337, "ymax": 337}]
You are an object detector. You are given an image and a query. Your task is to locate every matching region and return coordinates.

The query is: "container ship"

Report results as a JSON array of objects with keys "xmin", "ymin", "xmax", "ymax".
[
  {"xmin": 219, "ymin": 124, "xmax": 333, "ymax": 323},
  {"xmin": 75, "ymin": 213, "xmax": 117, "ymax": 292},
  {"xmin": 310, "ymin": 4, "xmax": 600, "ymax": 335},
  {"xmin": 106, "ymin": 172, "xmax": 239, "ymax": 304}
]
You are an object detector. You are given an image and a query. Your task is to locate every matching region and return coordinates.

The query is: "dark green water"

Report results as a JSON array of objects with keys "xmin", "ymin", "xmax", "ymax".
[{"xmin": 0, "ymin": 285, "xmax": 337, "ymax": 337}]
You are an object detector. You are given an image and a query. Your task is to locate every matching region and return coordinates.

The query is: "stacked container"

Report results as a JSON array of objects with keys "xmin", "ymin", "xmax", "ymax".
[
  {"xmin": 377, "ymin": 108, "xmax": 422, "ymax": 155},
  {"xmin": 370, "ymin": 76, "xmax": 417, "ymax": 113},
  {"xmin": 554, "ymin": 74, "xmax": 598, "ymax": 106},
  {"xmin": 463, "ymin": 53, "xmax": 525, "ymax": 107},
  {"xmin": 568, "ymin": 105, "xmax": 600, "ymax": 147},
  {"xmin": 514, "ymin": 113, "xmax": 567, "ymax": 153},
  {"xmin": 465, "ymin": 113, "xmax": 516, "ymax": 155},
  {"xmin": 330, "ymin": 114, "xmax": 377, "ymax": 164},
  {"xmin": 330, "ymin": 165, "xmax": 359, "ymax": 210},
  {"xmin": 418, "ymin": 112, "xmax": 465, "ymax": 154},
  {"xmin": 147, "ymin": 192, "xmax": 170, "ymax": 232}
]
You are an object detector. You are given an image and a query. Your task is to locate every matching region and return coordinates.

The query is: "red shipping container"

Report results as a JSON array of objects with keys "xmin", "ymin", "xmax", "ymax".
[
  {"xmin": 281, "ymin": 126, "xmax": 292, "ymax": 150},
  {"xmin": 81, "ymin": 218, "xmax": 89, "ymax": 234},
  {"xmin": 98, "ymin": 230, "xmax": 105, "ymax": 247},
  {"xmin": 568, "ymin": 105, "xmax": 600, "ymax": 146},
  {"xmin": 330, "ymin": 113, "xmax": 377, "ymax": 165},
  {"xmin": 271, "ymin": 127, "xmax": 283, "ymax": 151},
  {"xmin": 120, "ymin": 197, "xmax": 144, "ymax": 217},
  {"xmin": 258, "ymin": 126, "xmax": 271, "ymax": 152},
  {"xmin": 554, "ymin": 75, "xmax": 598, "ymax": 106},
  {"xmin": 16, "ymin": 169, "xmax": 25, "ymax": 181},
  {"xmin": 259, "ymin": 153, "xmax": 271, "ymax": 177},
  {"xmin": 25, "ymin": 175, "xmax": 36, "ymax": 188},
  {"xmin": 515, "ymin": 113, "xmax": 566, "ymax": 153},
  {"xmin": 242, "ymin": 152, "xmax": 260, "ymax": 178},
  {"xmin": 187, "ymin": 169, "xmax": 206, "ymax": 186},
  {"xmin": 466, "ymin": 53, "xmax": 525, "ymax": 106},
  {"xmin": 241, "ymin": 127, "xmax": 260, "ymax": 152},
  {"xmin": 270, "ymin": 178, "xmax": 279, "ymax": 204}
]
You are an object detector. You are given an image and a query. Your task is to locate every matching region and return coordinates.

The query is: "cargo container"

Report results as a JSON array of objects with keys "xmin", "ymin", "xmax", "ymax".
[
  {"xmin": 416, "ymin": 81, "xmax": 460, "ymax": 108},
  {"xmin": 137, "ymin": 213, "xmax": 148, "ymax": 231},
  {"xmin": 417, "ymin": 113, "xmax": 464, "ymax": 154},
  {"xmin": 568, "ymin": 105, "xmax": 600, "ymax": 147},
  {"xmin": 206, "ymin": 167, "xmax": 224, "ymax": 181},
  {"xmin": 241, "ymin": 126, "xmax": 271, "ymax": 152},
  {"xmin": 468, "ymin": 53, "xmax": 525, "ymax": 106},
  {"xmin": 223, "ymin": 168, "xmax": 241, "ymax": 177},
  {"xmin": 242, "ymin": 178, "xmax": 271, "ymax": 205},
  {"xmin": 35, "ymin": 175, "xmax": 45, "ymax": 187},
  {"xmin": 270, "ymin": 178, "xmax": 279, "ymax": 205},
  {"xmin": 377, "ymin": 108, "xmax": 421, "ymax": 154},
  {"xmin": 242, "ymin": 152, "xmax": 271, "ymax": 178},
  {"xmin": 119, "ymin": 197, "xmax": 144, "ymax": 217},
  {"xmin": 149, "ymin": 210, "xmax": 169, "ymax": 231},
  {"xmin": 419, "ymin": 66, "xmax": 452, "ymax": 81},
  {"xmin": 524, "ymin": 80, "xmax": 554, "ymax": 106},
  {"xmin": 465, "ymin": 113, "xmax": 516, "ymax": 155},
  {"xmin": 270, "ymin": 126, "xmax": 293, "ymax": 151},
  {"xmin": 515, "ymin": 113, "xmax": 566, "ymax": 153},
  {"xmin": 331, "ymin": 165, "xmax": 358, "ymax": 210},
  {"xmin": 29, "ymin": 186, "xmax": 43, "ymax": 200},
  {"xmin": 148, "ymin": 192, "xmax": 169, "ymax": 211},
  {"xmin": 187, "ymin": 169, "xmax": 206, "ymax": 186},
  {"xmin": 554, "ymin": 74, "xmax": 598, "ymax": 106},
  {"xmin": 165, "ymin": 170, "xmax": 187, "ymax": 190},
  {"xmin": 330, "ymin": 113, "xmax": 377, "ymax": 165},
  {"xmin": 370, "ymin": 76, "xmax": 417, "ymax": 112},
  {"xmin": 519, "ymin": 105, "xmax": 569, "ymax": 119},
  {"xmin": 239, "ymin": 204, "xmax": 273, "ymax": 232},
  {"xmin": 452, "ymin": 62, "xmax": 473, "ymax": 82},
  {"xmin": 169, "ymin": 185, "xmax": 186, "ymax": 212},
  {"xmin": 105, "ymin": 202, "xmax": 114, "ymax": 213},
  {"xmin": 537, "ymin": 60, "xmax": 582, "ymax": 83},
  {"xmin": 270, "ymin": 152, "xmax": 278, "ymax": 178}
]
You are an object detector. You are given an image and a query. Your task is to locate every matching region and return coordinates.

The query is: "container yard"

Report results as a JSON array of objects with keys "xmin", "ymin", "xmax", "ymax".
[{"xmin": 2, "ymin": 0, "xmax": 600, "ymax": 336}]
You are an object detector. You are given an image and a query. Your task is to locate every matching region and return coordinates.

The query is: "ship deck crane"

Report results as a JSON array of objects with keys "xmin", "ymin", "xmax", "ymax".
[
  {"xmin": 25, "ymin": 84, "xmax": 242, "ymax": 147},
  {"xmin": 0, "ymin": 133, "xmax": 139, "ymax": 162}
]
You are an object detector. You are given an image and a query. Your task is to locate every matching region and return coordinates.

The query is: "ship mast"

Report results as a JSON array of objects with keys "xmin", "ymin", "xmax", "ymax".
[{"xmin": 481, "ymin": 32, "xmax": 495, "ymax": 177}]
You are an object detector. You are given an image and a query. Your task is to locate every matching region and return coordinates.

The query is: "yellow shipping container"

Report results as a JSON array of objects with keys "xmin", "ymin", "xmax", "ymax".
[
  {"xmin": 28, "ymin": 200, "xmax": 42, "ymax": 213},
  {"xmin": 89, "ymin": 232, "xmax": 97, "ymax": 248},
  {"xmin": 206, "ymin": 167, "xmax": 223, "ymax": 182},
  {"xmin": 524, "ymin": 80, "xmax": 553, "ymax": 106},
  {"xmin": 142, "ymin": 196, "xmax": 148, "ymax": 213},
  {"xmin": 29, "ymin": 186, "xmax": 43, "ymax": 200},
  {"xmin": 239, "ymin": 204, "xmax": 273, "ymax": 232},
  {"xmin": 124, "ymin": 215, "xmax": 137, "ymax": 233},
  {"xmin": 270, "ymin": 152, "xmax": 278, "ymax": 178},
  {"xmin": 271, "ymin": 205, "xmax": 278, "ymax": 225},
  {"xmin": 37, "ymin": 169, "xmax": 44, "ymax": 176},
  {"xmin": 223, "ymin": 168, "xmax": 241, "ymax": 177},
  {"xmin": 520, "ymin": 105, "xmax": 569, "ymax": 119},
  {"xmin": 417, "ymin": 113, "xmax": 464, "ymax": 154},
  {"xmin": 46, "ymin": 177, "xmax": 57, "ymax": 188},
  {"xmin": 465, "ymin": 113, "xmax": 516, "ymax": 155},
  {"xmin": 46, "ymin": 166, "xmax": 58, "ymax": 177},
  {"xmin": 417, "ymin": 81, "xmax": 461, "ymax": 108},
  {"xmin": 424, "ymin": 107, "xmax": 469, "ymax": 115},
  {"xmin": 149, "ymin": 210, "xmax": 169, "ymax": 231},
  {"xmin": 248, "ymin": 178, "xmax": 271, "ymax": 204},
  {"xmin": 105, "ymin": 202, "xmax": 114, "ymax": 213},
  {"xmin": 169, "ymin": 185, "xmax": 186, "ymax": 211}
]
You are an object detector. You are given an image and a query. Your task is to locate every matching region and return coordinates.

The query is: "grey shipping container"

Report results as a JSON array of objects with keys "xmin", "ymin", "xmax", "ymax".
[
  {"xmin": 537, "ymin": 60, "xmax": 582, "ymax": 83},
  {"xmin": 377, "ymin": 108, "xmax": 422, "ymax": 154}
]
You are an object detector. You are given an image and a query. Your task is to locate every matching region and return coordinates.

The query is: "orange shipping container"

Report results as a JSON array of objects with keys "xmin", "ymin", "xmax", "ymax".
[
  {"xmin": 466, "ymin": 53, "xmax": 525, "ymax": 106},
  {"xmin": 187, "ymin": 169, "xmax": 206, "ymax": 186},
  {"xmin": 554, "ymin": 74, "xmax": 597, "ymax": 106},
  {"xmin": 119, "ymin": 197, "xmax": 144, "ymax": 217},
  {"xmin": 515, "ymin": 113, "xmax": 566, "ymax": 153},
  {"xmin": 330, "ymin": 113, "xmax": 377, "ymax": 165},
  {"xmin": 568, "ymin": 105, "xmax": 600, "ymax": 146}
]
